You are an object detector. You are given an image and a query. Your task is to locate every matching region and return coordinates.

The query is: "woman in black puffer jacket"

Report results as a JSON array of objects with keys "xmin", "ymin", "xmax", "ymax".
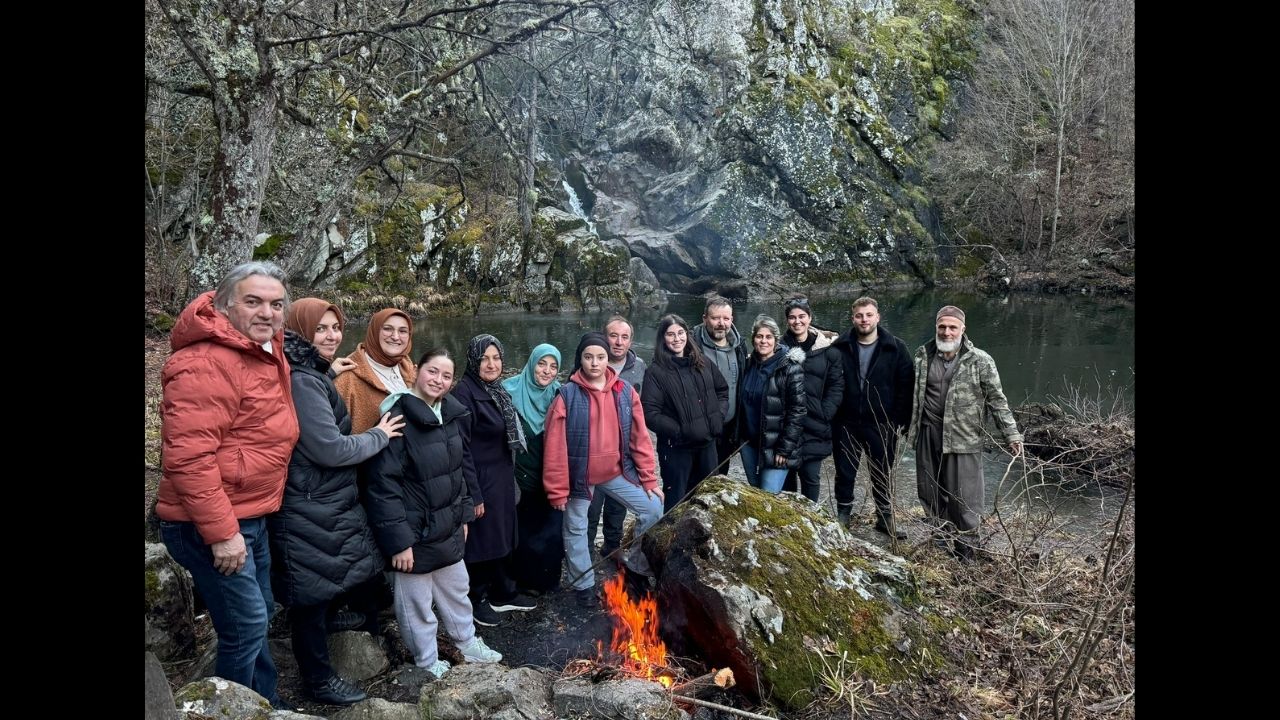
[
  {"xmin": 780, "ymin": 295, "xmax": 846, "ymax": 502},
  {"xmin": 642, "ymin": 314, "xmax": 729, "ymax": 512},
  {"xmin": 363, "ymin": 348, "xmax": 503, "ymax": 680},
  {"xmin": 736, "ymin": 315, "xmax": 807, "ymax": 493},
  {"xmin": 270, "ymin": 298, "xmax": 406, "ymax": 706}
]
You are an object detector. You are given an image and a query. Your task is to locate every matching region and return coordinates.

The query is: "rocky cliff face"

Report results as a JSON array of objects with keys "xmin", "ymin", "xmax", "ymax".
[
  {"xmin": 557, "ymin": 0, "xmax": 977, "ymax": 294},
  {"xmin": 274, "ymin": 0, "xmax": 976, "ymax": 305}
]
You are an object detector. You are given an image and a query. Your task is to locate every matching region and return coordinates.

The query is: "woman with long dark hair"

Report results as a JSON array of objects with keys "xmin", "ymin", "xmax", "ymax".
[{"xmin": 641, "ymin": 314, "xmax": 728, "ymax": 512}]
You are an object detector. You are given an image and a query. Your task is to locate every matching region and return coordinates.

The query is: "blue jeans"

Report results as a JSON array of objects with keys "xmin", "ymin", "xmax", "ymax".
[
  {"xmin": 740, "ymin": 444, "xmax": 789, "ymax": 493},
  {"xmin": 161, "ymin": 517, "xmax": 279, "ymax": 706},
  {"xmin": 563, "ymin": 476, "xmax": 663, "ymax": 591}
]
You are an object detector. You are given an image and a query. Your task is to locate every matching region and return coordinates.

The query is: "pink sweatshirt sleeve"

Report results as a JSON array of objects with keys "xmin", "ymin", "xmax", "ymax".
[
  {"xmin": 628, "ymin": 391, "xmax": 658, "ymax": 490},
  {"xmin": 542, "ymin": 395, "xmax": 570, "ymax": 506}
]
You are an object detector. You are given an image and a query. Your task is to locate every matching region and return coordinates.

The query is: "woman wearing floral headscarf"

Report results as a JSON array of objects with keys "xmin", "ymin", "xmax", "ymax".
[
  {"xmin": 502, "ymin": 343, "xmax": 565, "ymax": 595},
  {"xmin": 453, "ymin": 334, "xmax": 534, "ymax": 627},
  {"xmin": 334, "ymin": 308, "xmax": 416, "ymax": 434}
]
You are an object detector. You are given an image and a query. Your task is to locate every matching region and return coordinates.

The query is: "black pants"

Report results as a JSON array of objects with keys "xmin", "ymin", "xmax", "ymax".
[
  {"xmin": 713, "ymin": 432, "xmax": 738, "ymax": 475},
  {"xmin": 290, "ymin": 576, "xmax": 386, "ymax": 685},
  {"xmin": 658, "ymin": 442, "xmax": 720, "ymax": 512},
  {"xmin": 467, "ymin": 556, "xmax": 518, "ymax": 605},
  {"xmin": 833, "ymin": 422, "xmax": 899, "ymax": 518},
  {"xmin": 290, "ymin": 601, "xmax": 334, "ymax": 685},
  {"xmin": 784, "ymin": 457, "xmax": 824, "ymax": 502},
  {"xmin": 511, "ymin": 491, "xmax": 565, "ymax": 593}
]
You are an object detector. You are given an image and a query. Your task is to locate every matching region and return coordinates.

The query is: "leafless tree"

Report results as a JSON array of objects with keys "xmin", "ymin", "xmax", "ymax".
[{"xmin": 145, "ymin": 0, "xmax": 637, "ymax": 298}]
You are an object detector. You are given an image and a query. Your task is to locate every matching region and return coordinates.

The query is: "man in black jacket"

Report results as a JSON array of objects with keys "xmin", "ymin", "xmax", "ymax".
[{"xmin": 831, "ymin": 297, "xmax": 914, "ymax": 539}]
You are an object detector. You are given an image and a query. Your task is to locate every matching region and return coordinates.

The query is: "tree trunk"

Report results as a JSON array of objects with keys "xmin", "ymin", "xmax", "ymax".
[
  {"xmin": 519, "ymin": 80, "xmax": 539, "ymax": 244},
  {"xmin": 1049, "ymin": 104, "xmax": 1066, "ymax": 258},
  {"xmin": 189, "ymin": 92, "xmax": 280, "ymax": 291}
]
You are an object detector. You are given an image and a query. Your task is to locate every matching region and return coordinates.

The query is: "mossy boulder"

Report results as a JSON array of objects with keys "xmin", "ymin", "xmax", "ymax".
[
  {"xmin": 641, "ymin": 476, "xmax": 945, "ymax": 711},
  {"xmin": 173, "ymin": 677, "xmax": 283, "ymax": 719},
  {"xmin": 145, "ymin": 542, "xmax": 196, "ymax": 663}
]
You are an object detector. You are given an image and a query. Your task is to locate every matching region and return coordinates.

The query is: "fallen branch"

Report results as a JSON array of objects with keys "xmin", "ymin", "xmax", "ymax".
[{"xmin": 671, "ymin": 694, "xmax": 777, "ymax": 720}]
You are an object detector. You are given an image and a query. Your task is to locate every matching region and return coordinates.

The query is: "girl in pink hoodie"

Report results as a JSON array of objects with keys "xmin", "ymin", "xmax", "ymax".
[{"xmin": 542, "ymin": 332, "xmax": 664, "ymax": 607}]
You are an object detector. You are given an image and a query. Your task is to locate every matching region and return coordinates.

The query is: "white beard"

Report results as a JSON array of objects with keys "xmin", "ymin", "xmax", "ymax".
[{"xmin": 936, "ymin": 338, "xmax": 960, "ymax": 353}]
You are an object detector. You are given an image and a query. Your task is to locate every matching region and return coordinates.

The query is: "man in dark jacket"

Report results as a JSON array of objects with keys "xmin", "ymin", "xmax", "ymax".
[
  {"xmin": 692, "ymin": 297, "xmax": 748, "ymax": 474},
  {"xmin": 832, "ymin": 297, "xmax": 914, "ymax": 539}
]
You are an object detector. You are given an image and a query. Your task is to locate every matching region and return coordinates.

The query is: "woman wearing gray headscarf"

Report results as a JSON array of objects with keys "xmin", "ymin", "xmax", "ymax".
[{"xmin": 452, "ymin": 334, "xmax": 535, "ymax": 628}]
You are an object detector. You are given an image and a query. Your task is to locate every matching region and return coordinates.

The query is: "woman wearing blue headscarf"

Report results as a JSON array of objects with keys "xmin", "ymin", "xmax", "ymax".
[{"xmin": 502, "ymin": 344, "xmax": 566, "ymax": 595}]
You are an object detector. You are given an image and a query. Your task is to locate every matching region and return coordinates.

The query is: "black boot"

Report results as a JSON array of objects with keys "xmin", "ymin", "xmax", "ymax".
[
  {"xmin": 305, "ymin": 675, "xmax": 367, "ymax": 705},
  {"xmin": 874, "ymin": 513, "xmax": 907, "ymax": 540},
  {"xmin": 836, "ymin": 504, "xmax": 854, "ymax": 529},
  {"xmin": 326, "ymin": 609, "xmax": 366, "ymax": 633}
]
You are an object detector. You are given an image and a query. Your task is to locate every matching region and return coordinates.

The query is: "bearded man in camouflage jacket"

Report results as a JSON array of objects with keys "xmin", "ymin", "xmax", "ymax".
[{"xmin": 908, "ymin": 305, "xmax": 1023, "ymax": 562}]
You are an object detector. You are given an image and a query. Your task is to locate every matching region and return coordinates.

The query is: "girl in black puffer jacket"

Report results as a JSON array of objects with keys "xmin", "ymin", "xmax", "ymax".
[
  {"xmin": 363, "ymin": 348, "xmax": 503, "ymax": 680},
  {"xmin": 736, "ymin": 315, "xmax": 807, "ymax": 493},
  {"xmin": 642, "ymin": 314, "xmax": 729, "ymax": 511}
]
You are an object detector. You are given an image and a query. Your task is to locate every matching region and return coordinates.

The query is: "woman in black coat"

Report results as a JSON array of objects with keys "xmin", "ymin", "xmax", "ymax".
[
  {"xmin": 363, "ymin": 348, "xmax": 503, "ymax": 679},
  {"xmin": 736, "ymin": 314, "xmax": 807, "ymax": 493},
  {"xmin": 452, "ymin": 335, "xmax": 536, "ymax": 626},
  {"xmin": 270, "ymin": 298, "xmax": 405, "ymax": 706},
  {"xmin": 642, "ymin": 314, "xmax": 729, "ymax": 512},
  {"xmin": 781, "ymin": 295, "xmax": 846, "ymax": 502}
]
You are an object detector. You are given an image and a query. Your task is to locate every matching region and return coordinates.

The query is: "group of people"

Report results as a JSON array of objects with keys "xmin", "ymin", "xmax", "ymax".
[{"xmin": 155, "ymin": 261, "xmax": 1023, "ymax": 709}]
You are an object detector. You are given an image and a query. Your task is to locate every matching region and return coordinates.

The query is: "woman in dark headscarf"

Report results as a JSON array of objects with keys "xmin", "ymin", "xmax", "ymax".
[
  {"xmin": 502, "ymin": 343, "xmax": 566, "ymax": 595},
  {"xmin": 452, "ymin": 334, "xmax": 534, "ymax": 627}
]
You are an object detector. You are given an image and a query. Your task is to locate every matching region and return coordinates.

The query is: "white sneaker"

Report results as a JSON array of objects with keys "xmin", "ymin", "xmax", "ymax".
[
  {"xmin": 426, "ymin": 659, "xmax": 451, "ymax": 679},
  {"xmin": 458, "ymin": 636, "xmax": 503, "ymax": 663}
]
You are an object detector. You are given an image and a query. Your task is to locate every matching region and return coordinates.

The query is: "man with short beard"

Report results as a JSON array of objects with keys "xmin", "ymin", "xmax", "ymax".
[
  {"xmin": 908, "ymin": 305, "xmax": 1023, "ymax": 563},
  {"xmin": 831, "ymin": 297, "xmax": 913, "ymax": 538},
  {"xmin": 692, "ymin": 297, "xmax": 747, "ymax": 474}
]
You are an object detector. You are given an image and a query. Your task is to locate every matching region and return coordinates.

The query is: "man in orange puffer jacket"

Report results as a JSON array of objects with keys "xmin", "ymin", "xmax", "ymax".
[{"xmin": 156, "ymin": 261, "xmax": 300, "ymax": 709}]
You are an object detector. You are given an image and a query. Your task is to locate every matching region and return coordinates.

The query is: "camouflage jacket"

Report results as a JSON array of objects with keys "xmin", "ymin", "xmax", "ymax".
[{"xmin": 907, "ymin": 336, "xmax": 1022, "ymax": 454}]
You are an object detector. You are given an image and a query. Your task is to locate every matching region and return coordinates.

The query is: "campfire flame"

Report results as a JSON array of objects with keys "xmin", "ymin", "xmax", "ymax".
[{"xmin": 597, "ymin": 574, "xmax": 673, "ymax": 688}]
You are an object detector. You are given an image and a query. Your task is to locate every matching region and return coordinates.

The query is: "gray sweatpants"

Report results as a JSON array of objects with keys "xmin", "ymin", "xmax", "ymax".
[{"xmin": 392, "ymin": 560, "xmax": 476, "ymax": 668}]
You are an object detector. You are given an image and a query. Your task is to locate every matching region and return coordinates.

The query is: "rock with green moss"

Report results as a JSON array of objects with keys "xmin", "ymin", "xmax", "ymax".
[
  {"xmin": 145, "ymin": 543, "xmax": 196, "ymax": 663},
  {"xmin": 174, "ymin": 677, "xmax": 311, "ymax": 720},
  {"xmin": 641, "ymin": 476, "xmax": 944, "ymax": 711}
]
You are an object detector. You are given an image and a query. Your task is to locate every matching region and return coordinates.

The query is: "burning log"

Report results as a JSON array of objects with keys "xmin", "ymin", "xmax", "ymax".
[{"xmin": 671, "ymin": 668, "xmax": 735, "ymax": 700}]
